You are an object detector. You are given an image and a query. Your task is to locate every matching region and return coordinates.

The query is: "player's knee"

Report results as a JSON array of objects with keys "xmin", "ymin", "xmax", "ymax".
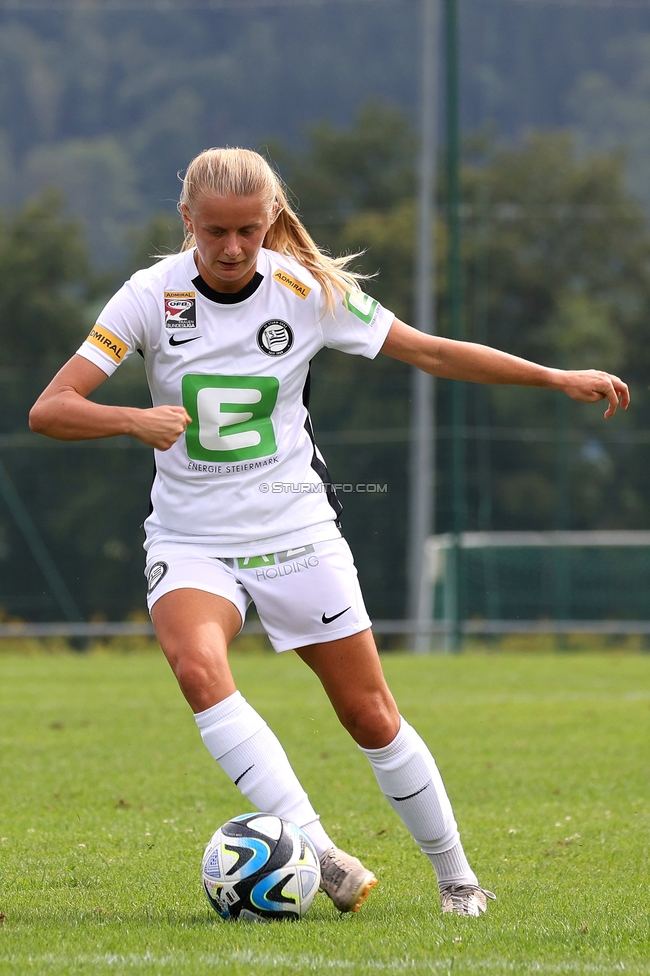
[
  {"xmin": 172, "ymin": 654, "xmax": 202, "ymax": 693},
  {"xmin": 341, "ymin": 692, "xmax": 400, "ymax": 749},
  {"xmin": 172, "ymin": 653, "xmax": 218, "ymax": 705}
]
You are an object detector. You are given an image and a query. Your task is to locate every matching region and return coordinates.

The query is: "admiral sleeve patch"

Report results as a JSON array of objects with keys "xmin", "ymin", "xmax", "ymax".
[
  {"xmin": 272, "ymin": 269, "xmax": 311, "ymax": 300},
  {"xmin": 86, "ymin": 325, "xmax": 128, "ymax": 364}
]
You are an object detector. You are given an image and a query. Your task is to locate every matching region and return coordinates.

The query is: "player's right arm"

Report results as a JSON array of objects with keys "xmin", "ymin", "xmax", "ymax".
[{"xmin": 29, "ymin": 354, "xmax": 191, "ymax": 451}]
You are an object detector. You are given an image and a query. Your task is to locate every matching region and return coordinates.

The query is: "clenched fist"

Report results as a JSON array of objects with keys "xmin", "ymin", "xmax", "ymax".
[{"xmin": 129, "ymin": 405, "xmax": 193, "ymax": 450}]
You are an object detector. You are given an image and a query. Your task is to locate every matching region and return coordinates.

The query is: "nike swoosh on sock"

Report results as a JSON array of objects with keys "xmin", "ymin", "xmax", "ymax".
[
  {"xmin": 234, "ymin": 764, "xmax": 255, "ymax": 785},
  {"xmin": 391, "ymin": 782, "xmax": 431, "ymax": 801}
]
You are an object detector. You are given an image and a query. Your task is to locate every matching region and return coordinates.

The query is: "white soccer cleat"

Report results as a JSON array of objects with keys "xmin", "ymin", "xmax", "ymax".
[
  {"xmin": 439, "ymin": 883, "xmax": 496, "ymax": 917},
  {"xmin": 319, "ymin": 846, "xmax": 377, "ymax": 913}
]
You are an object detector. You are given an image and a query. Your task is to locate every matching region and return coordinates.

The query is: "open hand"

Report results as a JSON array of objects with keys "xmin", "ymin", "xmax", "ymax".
[
  {"xmin": 130, "ymin": 405, "xmax": 192, "ymax": 449},
  {"xmin": 560, "ymin": 369, "xmax": 630, "ymax": 419}
]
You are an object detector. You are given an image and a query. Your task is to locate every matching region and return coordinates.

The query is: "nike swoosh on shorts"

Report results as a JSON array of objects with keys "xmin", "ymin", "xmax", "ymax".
[{"xmin": 321, "ymin": 607, "xmax": 351, "ymax": 624}]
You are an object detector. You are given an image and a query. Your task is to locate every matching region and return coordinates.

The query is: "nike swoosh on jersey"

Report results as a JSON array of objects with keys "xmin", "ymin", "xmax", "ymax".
[
  {"xmin": 169, "ymin": 334, "xmax": 202, "ymax": 346},
  {"xmin": 321, "ymin": 607, "xmax": 351, "ymax": 624}
]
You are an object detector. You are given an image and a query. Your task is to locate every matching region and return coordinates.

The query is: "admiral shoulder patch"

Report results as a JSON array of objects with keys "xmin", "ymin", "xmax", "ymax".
[
  {"xmin": 272, "ymin": 269, "xmax": 311, "ymax": 300},
  {"xmin": 86, "ymin": 325, "xmax": 128, "ymax": 364}
]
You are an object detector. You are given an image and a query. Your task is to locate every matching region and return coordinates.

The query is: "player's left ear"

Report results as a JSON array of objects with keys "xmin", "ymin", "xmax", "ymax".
[
  {"xmin": 270, "ymin": 202, "xmax": 283, "ymax": 224},
  {"xmin": 180, "ymin": 203, "xmax": 194, "ymax": 233}
]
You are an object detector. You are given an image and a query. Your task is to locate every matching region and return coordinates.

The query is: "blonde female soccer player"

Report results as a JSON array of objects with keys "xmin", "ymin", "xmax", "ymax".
[{"xmin": 30, "ymin": 148, "xmax": 629, "ymax": 917}]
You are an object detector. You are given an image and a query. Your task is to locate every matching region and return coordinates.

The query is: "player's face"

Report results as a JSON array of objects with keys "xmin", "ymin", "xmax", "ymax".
[{"xmin": 182, "ymin": 192, "xmax": 273, "ymax": 293}]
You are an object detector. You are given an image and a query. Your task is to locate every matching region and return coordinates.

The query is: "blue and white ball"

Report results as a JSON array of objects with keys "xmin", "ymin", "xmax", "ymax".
[{"xmin": 202, "ymin": 813, "xmax": 321, "ymax": 921}]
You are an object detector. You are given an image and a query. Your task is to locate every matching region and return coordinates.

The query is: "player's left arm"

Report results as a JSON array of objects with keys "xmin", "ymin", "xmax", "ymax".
[{"xmin": 380, "ymin": 318, "xmax": 630, "ymax": 419}]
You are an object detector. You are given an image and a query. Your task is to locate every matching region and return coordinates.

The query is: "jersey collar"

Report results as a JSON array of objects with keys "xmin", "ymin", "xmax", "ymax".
[{"xmin": 184, "ymin": 247, "xmax": 268, "ymax": 306}]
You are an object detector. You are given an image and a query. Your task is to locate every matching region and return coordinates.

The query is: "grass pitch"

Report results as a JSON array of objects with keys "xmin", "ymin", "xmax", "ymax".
[{"xmin": 0, "ymin": 648, "xmax": 649, "ymax": 975}]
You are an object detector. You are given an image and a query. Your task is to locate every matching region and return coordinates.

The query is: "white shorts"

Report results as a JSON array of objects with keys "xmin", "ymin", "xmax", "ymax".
[{"xmin": 144, "ymin": 537, "xmax": 371, "ymax": 653}]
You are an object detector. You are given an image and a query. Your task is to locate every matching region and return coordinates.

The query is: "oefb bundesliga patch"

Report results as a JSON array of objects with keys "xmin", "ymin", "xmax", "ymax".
[{"xmin": 164, "ymin": 291, "xmax": 196, "ymax": 329}]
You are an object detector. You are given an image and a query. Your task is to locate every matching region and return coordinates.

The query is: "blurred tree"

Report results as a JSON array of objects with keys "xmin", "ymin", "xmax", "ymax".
[
  {"xmin": 461, "ymin": 132, "xmax": 650, "ymax": 531},
  {"xmin": 123, "ymin": 212, "xmax": 186, "ymax": 279},
  {"xmin": 280, "ymin": 100, "xmax": 416, "ymax": 247},
  {"xmin": 570, "ymin": 35, "xmax": 650, "ymax": 214},
  {"xmin": 0, "ymin": 192, "xmax": 153, "ymax": 621},
  {"xmin": 0, "ymin": 191, "xmax": 87, "ymax": 618},
  {"xmin": 0, "ymin": 190, "xmax": 90, "ymax": 429},
  {"xmin": 26, "ymin": 137, "xmax": 144, "ymax": 268}
]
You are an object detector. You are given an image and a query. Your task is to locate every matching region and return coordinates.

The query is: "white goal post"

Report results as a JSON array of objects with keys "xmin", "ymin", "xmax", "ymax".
[{"xmin": 426, "ymin": 530, "xmax": 650, "ymax": 644}]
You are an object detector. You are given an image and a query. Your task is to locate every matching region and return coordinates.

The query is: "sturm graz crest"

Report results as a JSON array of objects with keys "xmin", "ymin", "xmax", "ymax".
[
  {"xmin": 257, "ymin": 320, "xmax": 294, "ymax": 356},
  {"xmin": 147, "ymin": 561, "xmax": 168, "ymax": 593}
]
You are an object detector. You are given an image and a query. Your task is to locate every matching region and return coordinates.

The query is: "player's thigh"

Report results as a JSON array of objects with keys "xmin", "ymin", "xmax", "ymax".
[
  {"xmin": 146, "ymin": 547, "xmax": 249, "ymax": 711},
  {"xmin": 152, "ymin": 588, "xmax": 242, "ymax": 711},
  {"xmin": 296, "ymin": 629, "xmax": 400, "ymax": 749}
]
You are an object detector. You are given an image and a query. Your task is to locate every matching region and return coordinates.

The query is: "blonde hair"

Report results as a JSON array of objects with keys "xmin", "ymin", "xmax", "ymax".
[{"xmin": 179, "ymin": 147, "xmax": 369, "ymax": 312}]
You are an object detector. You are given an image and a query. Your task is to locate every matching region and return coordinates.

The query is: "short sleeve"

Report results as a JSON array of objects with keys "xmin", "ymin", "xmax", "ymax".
[
  {"xmin": 76, "ymin": 278, "xmax": 148, "ymax": 376},
  {"xmin": 320, "ymin": 289, "xmax": 395, "ymax": 359}
]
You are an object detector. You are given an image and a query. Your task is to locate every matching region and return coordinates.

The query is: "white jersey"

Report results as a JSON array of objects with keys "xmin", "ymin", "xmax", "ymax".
[{"xmin": 76, "ymin": 247, "xmax": 394, "ymax": 555}]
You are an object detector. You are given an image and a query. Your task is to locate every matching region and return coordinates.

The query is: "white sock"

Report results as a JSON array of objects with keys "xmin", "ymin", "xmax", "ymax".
[
  {"xmin": 194, "ymin": 691, "xmax": 332, "ymax": 856},
  {"xmin": 429, "ymin": 842, "xmax": 478, "ymax": 890},
  {"xmin": 360, "ymin": 718, "xmax": 478, "ymax": 889}
]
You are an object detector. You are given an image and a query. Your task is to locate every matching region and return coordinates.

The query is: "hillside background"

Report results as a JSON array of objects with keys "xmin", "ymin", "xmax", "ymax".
[{"xmin": 3, "ymin": 2, "xmax": 650, "ymax": 261}]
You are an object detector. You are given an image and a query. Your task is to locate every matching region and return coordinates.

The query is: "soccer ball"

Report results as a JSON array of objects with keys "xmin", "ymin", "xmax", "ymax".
[{"xmin": 202, "ymin": 812, "xmax": 321, "ymax": 921}]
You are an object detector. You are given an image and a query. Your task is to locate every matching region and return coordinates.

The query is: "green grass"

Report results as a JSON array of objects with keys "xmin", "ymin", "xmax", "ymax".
[{"xmin": 0, "ymin": 649, "xmax": 649, "ymax": 975}]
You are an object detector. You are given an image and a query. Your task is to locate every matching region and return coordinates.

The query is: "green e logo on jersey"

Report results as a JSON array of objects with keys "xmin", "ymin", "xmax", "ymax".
[
  {"xmin": 182, "ymin": 374, "xmax": 279, "ymax": 462},
  {"xmin": 344, "ymin": 290, "xmax": 378, "ymax": 324}
]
